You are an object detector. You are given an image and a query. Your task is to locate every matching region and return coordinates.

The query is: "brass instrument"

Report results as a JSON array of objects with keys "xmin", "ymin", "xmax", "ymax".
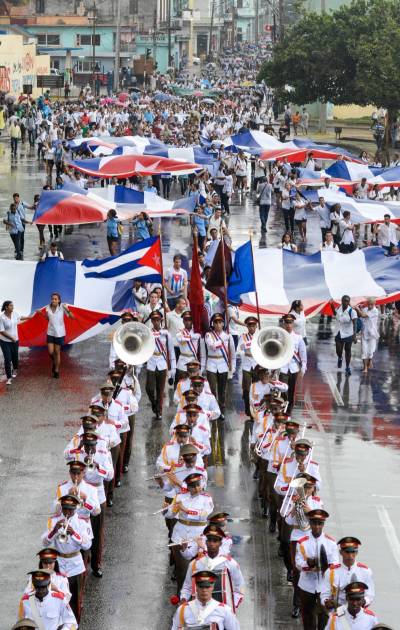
[
  {"xmin": 57, "ymin": 518, "xmax": 70, "ymax": 543},
  {"xmin": 84, "ymin": 454, "xmax": 96, "ymax": 473},
  {"xmin": 250, "ymin": 325, "xmax": 295, "ymax": 371},
  {"xmin": 281, "ymin": 477, "xmax": 310, "ymax": 530},
  {"xmin": 113, "ymin": 321, "xmax": 156, "ymax": 366}
]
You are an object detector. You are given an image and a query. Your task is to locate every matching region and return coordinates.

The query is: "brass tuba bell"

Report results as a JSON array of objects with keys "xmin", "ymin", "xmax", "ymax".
[
  {"xmin": 113, "ymin": 321, "xmax": 156, "ymax": 366},
  {"xmin": 250, "ymin": 325, "xmax": 294, "ymax": 371}
]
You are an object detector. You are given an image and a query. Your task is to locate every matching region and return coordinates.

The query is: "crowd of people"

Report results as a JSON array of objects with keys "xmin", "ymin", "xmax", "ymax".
[{"xmin": 1, "ymin": 42, "xmax": 396, "ymax": 630}]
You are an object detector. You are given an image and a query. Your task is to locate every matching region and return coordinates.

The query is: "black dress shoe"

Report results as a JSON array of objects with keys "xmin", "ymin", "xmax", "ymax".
[
  {"xmin": 286, "ymin": 569, "xmax": 293, "ymax": 582},
  {"xmin": 262, "ymin": 509, "xmax": 269, "ymax": 519},
  {"xmin": 156, "ymin": 413, "xmax": 162, "ymax": 421},
  {"xmin": 115, "ymin": 479, "xmax": 121, "ymax": 488},
  {"xmin": 253, "ymin": 469, "xmax": 259, "ymax": 480},
  {"xmin": 107, "ymin": 498, "xmax": 113, "ymax": 507},
  {"xmin": 53, "ymin": 371, "xmax": 59, "ymax": 379},
  {"xmin": 123, "ymin": 465, "xmax": 129, "ymax": 473},
  {"xmin": 92, "ymin": 568, "xmax": 103, "ymax": 578},
  {"xmin": 291, "ymin": 606, "xmax": 300, "ymax": 618},
  {"xmin": 269, "ymin": 522, "xmax": 276, "ymax": 533}
]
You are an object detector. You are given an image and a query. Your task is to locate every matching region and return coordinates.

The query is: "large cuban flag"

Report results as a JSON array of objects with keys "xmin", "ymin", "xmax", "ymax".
[
  {"xmin": 0, "ymin": 240, "xmax": 162, "ymax": 346},
  {"xmin": 326, "ymin": 160, "xmax": 400, "ymax": 189},
  {"xmin": 33, "ymin": 184, "xmax": 196, "ymax": 225},
  {"xmin": 240, "ymin": 247, "xmax": 400, "ymax": 316},
  {"xmin": 68, "ymin": 154, "xmax": 200, "ymax": 178},
  {"xmin": 202, "ymin": 130, "xmax": 360, "ymax": 162},
  {"xmin": 299, "ymin": 188, "xmax": 400, "ymax": 224}
]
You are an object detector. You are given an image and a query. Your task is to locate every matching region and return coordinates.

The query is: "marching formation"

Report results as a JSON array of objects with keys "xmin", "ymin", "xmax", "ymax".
[{"xmin": 13, "ymin": 292, "xmax": 393, "ymax": 629}]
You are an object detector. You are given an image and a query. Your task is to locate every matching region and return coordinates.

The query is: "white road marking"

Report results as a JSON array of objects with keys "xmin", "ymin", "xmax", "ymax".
[
  {"xmin": 376, "ymin": 504, "xmax": 400, "ymax": 570},
  {"xmin": 323, "ymin": 371, "xmax": 344, "ymax": 406}
]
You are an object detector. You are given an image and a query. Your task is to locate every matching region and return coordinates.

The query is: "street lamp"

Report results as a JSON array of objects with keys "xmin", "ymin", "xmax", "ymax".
[{"xmin": 87, "ymin": 3, "xmax": 97, "ymax": 95}]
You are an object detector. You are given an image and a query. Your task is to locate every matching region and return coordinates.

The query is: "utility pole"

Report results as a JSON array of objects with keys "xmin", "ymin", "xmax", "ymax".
[
  {"xmin": 153, "ymin": 7, "xmax": 158, "ymax": 67},
  {"xmin": 89, "ymin": 3, "xmax": 97, "ymax": 95},
  {"xmin": 167, "ymin": 0, "xmax": 172, "ymax": 67},
  {"xmin": 113, "ymin": 0, "xmax": 121, "ymax": 92},
  {"xmin": 255, "ymin": 0, "xmax": 259, "ymax": 45},
  {"xmin": 231, "ymin": 1, "xmax": 235, "ymax": 48},
  {"xmin": 208, "ymin": 0, "xmax": 215, "ymax": 59}
]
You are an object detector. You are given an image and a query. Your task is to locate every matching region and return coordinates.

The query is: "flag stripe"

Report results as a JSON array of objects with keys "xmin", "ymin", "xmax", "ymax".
[
  {"xmin": 31, "ymin": 258, "xmax": 76, "ymax": 311},
  {"xmin": 282, "ymin": 250, "xmax": 331, "ymax": 302},
  {"xmin": 322, "ymin": 249, "xmax": 385, "ymax": 299}
]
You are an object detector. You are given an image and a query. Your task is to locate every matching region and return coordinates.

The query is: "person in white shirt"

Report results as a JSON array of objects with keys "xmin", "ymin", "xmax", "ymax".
[
  {"xmin": 279, "ymin": 314, "xmax": 307, "ymax": 412},
  {"xmin": 166, "ymin": 296, "xmax": 188, "ymax": 363},
  {"xmin": 40, "ymin": 241, "xmax": 64, "ymax": 262},
  {"xmin": 0, "ymin": 300, "xmax": 31, "ymax": 385},
  {"xmin": 294, "ymin": 193, "xmax": 308, "ymax": 242},
  {"xmin": 376, "ymin": 214, "xmax": 399, "ymax": 252},
  {"xmin": 289, "ymin": 300, "xmax": 307, "ymax": 342},
  {"xmin": 356, "ymin": 298, "xmax": 380, "ymax": 373},
  {"xmin": 339, "ymin": 211, "xmax": 355, "ymax": 253},
  {"xmin": 164, "ymin": 254, "xmax": 188, "ymax": 308},
  {"xmin": 37, "ymin": 292, "xmax": 74, "ymax": 379},
  {"xmin": 321, "ymin": 231, "xmax": 339, "ymax": 251},
  {"xmin": 333, "ymin": 295, "xmax": 358, "ymax": 376},
  {"xmin": 354, "ymin": 177, "xmax": 369, "ymax": 199}
]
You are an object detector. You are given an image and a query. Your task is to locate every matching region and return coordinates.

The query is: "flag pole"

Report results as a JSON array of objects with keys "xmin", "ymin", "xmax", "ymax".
[
  {"xmin": 220, "ymin": 226, "xmax": 232, "ymax": 371},
  {"xmin": 249, "ymin": 229, "xmax": 261, "ymax": 329},
  {"xmin": 157, "ymin": 225, "xmax": 171, "ymax": 371}
]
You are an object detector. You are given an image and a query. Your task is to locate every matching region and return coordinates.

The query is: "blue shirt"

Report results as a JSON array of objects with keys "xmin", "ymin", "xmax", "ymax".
[
  {"xmin": 106, "ymin": 217, "xmax": 120, "ymax": 238},
  {"xmin": 7, "ymin": 210, "xmax": 24, "ymax": 234},
  {"xmin": 132, "ymin": 218, "xmax": 150, "ymax": 240},
  {"xmin": 193, "ymin": 213, "xmax": 206, "ymax": 236}
]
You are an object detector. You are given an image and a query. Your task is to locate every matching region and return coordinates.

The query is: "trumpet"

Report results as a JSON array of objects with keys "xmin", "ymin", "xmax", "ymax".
[
  {"xmin": 57, "ymin": 518, "xmax": 70, "ymax": 543},
  {"xmin": 84, "ymin": 454, "xmax": 96, "ymax": 473}
]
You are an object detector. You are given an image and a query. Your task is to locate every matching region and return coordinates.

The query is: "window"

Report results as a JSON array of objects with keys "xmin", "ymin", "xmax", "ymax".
[
  {"xmin": 37, "ymin": 33, "xmax": 58, "ymax": 45},
  {"xmin": 35, "ymin": 0, "xmax": 45, "ymax": 13},
  {"xmin": 129, "ymin": 0, "xmax": 138, "ymax": 13},
  {"xmin": 51, "ymin": 59, "xmax": 60, "ymax": 70},
  {"xmin": 236, "ymin": 0, "xmax": 243, "ymax": 6},
  {"xmin": 75, "ymin": 60, "xmax": 93, "ymax": 72},
  {"xmin": 37, "ymin": 33, "xmax": 60, "ymax": 45},
  {"xmin": 76, "ymin": 33, "xmax": 101, "ymax": 46}
]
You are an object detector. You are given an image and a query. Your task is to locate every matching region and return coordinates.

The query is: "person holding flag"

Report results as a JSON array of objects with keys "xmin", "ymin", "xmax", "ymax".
[{"xmin": 175, "ymin": 310, "xmax": 205, "ymax": 383}]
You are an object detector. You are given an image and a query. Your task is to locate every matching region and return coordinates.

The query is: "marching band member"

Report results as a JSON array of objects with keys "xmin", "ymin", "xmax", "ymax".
[
  {"xmin": 188, "ymin": 375, "xmax": 221, "ymax": 420},
  {"xmin": 325, "ymin": 582, "xmax": 378, "ymax": 629},
  {"xmin": 164, "ymin": 473, "xmax": 214, "ymax": 590},
  {"xmin": 24, "ymin": 549, "xmax": 71, "ymax": 603},
  {"xmin": 283, "ymin": 474, "xmax": 323, "ymax": 618},
  {"xmin": 182, "ymin": 510, "xmax": 233, "ymax": 559},
  {"xmin": 260, "ymin": 412, "xmax": 287, "ymax": 525},
  {"xmin": 170, "ymin": 398, "xmax": 211, "ymax": 435},
  {"xmin": 64, "ymin": 414, "xmax": 111, "ymax": 460},
  {"xmin": 41, "ymin": 495, "xmax": 91, "ymax": 621},
  {"xmin": 279, "ymin": 314, "xmax": 307, "ymax": 413},
  {"xmin": 249, "ymin": 367, "xmax": 272, "ymax": 414},
  {"xmin": 171, "ymin": 404, "xmax": 211, "ymax": 458},
  {"xmin": 113, "ymin": 357, "xmax": 141, "ymax": 472},
  {"xmin": 107, "ymin": 368, "xmax": 138, "ymax": 485},
  {"xmin": 156, "ymin": 424, "xmax": 205, "ymax": 472},
  {"xmin": 180, "ymin": 525, "xmax": 245, "ymax": 608},
  {"xmin": 18, "ymin": 570, "xmax": 77, "ymax": 630},
  {"xmin": 145, "ymin": 310, "xmax": 176, "ymax": 420},
  {"xmin": 175, "ymin": 310, "xmax": 205, "ymax": 381},
  {"xmin": 295, "ymin": 509, "xmax": 339, "ymax": 630},
  {"xmin": 321, "ymin": 537, "xmax": 375, "ymax": 611},
  {"xmin": 156, "ymin": 439, "xmax": 206, "ymax": 538},
  {"xmin": 275, "ymin": 438, "xmax": 321, "ymax": 497},
  {"xmin": 87, "ymin": 406, "xmax": 121, "ymax": 453},
  {"xmin": 174, "ymin": 360, "xmax": 212, "ymax": 404},
  {"xmin": 237, "ymin": 316, "xmax": 258, "ymax": 419},
  {"xmin": 205, "ymin": 313, "xmax": 236, "ymax": 420},
  {"xmin": 172, "ymin": 570, "xmax": 239, "ymax": 630},
  {"xmin": 71, "ymin": 431, "xmax": 114, "ymax": 578},
  {"xmin": 90, "ymin": 384, "xmax": 126, "ymax": 507}
]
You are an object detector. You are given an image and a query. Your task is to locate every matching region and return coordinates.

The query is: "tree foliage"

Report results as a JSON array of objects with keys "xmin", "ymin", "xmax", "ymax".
[{"xmin": 258, "ymin": 0, "xmax": 400, "ymax": 111}]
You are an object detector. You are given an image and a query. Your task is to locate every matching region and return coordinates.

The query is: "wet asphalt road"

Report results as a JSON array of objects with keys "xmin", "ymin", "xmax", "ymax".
[{"xmin": 0, "ymin": 141, "xmax": 400, "ymax": 629}]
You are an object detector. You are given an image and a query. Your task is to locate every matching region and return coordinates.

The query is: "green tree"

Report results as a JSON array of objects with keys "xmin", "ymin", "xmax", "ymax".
[{"xmin": 258, "ymin": 0, "xmax": 400, "ymax": 120}]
